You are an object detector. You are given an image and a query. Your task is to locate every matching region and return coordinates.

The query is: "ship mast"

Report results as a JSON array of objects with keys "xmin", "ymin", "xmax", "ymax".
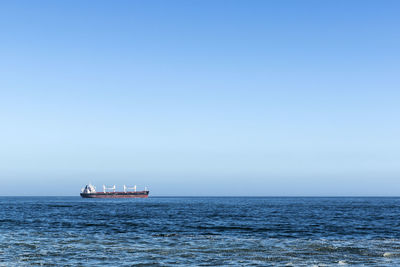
[
  {"xmin": 123, "ymin": 185, "xmax": 137, "ymax": 192},
  {"xmin": 103, "ymin": 185, "xmax": 116, "ymax": 193}
]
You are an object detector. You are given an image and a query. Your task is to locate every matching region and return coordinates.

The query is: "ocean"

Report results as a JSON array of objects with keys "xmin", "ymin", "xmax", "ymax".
[{"xmin": 1, "ymin": 197, "xmax": 400, "ymax": 266}]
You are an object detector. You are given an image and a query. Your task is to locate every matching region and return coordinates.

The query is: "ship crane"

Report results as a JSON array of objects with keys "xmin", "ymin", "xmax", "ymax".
[
  {"xmin": 103, "ymin": 185, "xmax": 116, "ymax": 193},
  {"xmin": 123, "ymin": 185, "xmax": 137, "ymax": 192}
]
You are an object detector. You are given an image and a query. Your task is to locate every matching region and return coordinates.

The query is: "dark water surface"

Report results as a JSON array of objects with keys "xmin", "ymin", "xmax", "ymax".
[{"xmin": 1, "ymin": 197, "xmax": 400, "ymax": 266}]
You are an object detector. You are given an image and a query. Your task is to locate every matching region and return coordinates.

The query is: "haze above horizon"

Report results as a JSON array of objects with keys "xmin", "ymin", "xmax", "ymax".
[{"xmin": 1, "ymin": 0, "xmax": 399, "ymax": 196}]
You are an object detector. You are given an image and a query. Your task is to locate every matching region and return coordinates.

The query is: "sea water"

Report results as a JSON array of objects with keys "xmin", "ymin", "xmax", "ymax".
[{"xmin": 1, "ymin": 197, "xmax": 400, "ymax": 266}]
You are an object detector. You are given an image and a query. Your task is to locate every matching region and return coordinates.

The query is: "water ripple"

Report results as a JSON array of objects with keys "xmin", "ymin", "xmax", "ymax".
[{"xmin": 1, "ymin": 197, "xmax": 400, "ymax": 266}]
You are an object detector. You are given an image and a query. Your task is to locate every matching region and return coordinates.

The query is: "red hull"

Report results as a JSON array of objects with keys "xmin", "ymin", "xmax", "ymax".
[{"xmin": 80, "ymin": 191, "xmax": 149, "ymax": 198}]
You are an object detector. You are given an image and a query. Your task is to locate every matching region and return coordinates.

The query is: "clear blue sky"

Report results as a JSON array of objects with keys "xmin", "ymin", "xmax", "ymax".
[{"xmin": 0, "ymin": 0, "xmax": 399, "ymax": 196}]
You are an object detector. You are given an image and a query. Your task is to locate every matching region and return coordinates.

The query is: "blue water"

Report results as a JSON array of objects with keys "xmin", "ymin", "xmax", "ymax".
[{"xmin": 1, "ymin": 197, "xmax": 400, "ymax": 266}]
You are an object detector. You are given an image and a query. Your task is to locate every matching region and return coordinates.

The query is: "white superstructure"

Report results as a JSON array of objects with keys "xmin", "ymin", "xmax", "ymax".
[{"xmin": 81, "ymin": 184, "xmax": 96, "ymax": 194}]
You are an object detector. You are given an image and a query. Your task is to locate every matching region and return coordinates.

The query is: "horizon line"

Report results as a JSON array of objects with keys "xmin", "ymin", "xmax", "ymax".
[{"xmin": 0, "ymin": 195, "xmax": 399, "ymax": 198}]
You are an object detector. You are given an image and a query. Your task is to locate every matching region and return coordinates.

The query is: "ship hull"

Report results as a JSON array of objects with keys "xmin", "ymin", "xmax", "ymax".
[{"xmin": 80, "ymin": 191, "xmax": 149, "ymax": 198}]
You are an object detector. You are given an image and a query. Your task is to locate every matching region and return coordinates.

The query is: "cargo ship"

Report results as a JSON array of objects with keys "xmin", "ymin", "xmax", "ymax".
[{"xmin": 80, "ymin": 184, "xmax": 149, "ymax": 198}]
